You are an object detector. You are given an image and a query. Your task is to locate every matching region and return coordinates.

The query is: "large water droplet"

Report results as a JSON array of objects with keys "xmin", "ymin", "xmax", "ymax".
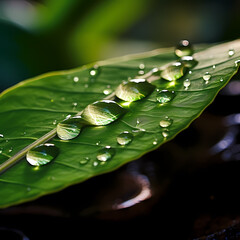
[
  {"xmin": 156, "ymin": 89, "xmax": 175, "ymax": 103},
  {"xmin": 81, "ymin": 100, "xmax": 126, "ymax": 126},
  {"xmin": 115, "ymin": 79, "xmax": 155, "ymax": 102},
  {"xmin": 96, "ymin": 146, "xmax": 115, "ymax": 162},
  {"xmin": 117, "ymin": 131, "xmax": 133, "ymax": 145},
  {"xmin": 57, "ymin": 116, "xmax": 84, "ymax": 140},
  {"xmin": 175, "ymin": 40, "xmax": 193, "ymax": 57},
  {"xmin": 180, "ymin": 56, "xmax": 198, "ymax": 68},
  {"xmin": 235, "ymin": 60, "xmax": 240, "ymax": 67},
  {"xmin": 203, "ymin": 72, "xmax": 211, "ymax": 84},
  {"xmin": 0, "ymin": 134, "xmax": 3, "ymax": 138},
  {"xmin": 73, "ymin": 76, "xmax": 79, "ymax": 83},
  {"xmin": 161, "ymin": 62, "xmax": 187, "ymax": 81},
  {"xmin": 159, "ymin": 117, "xmax": 173, "ymax": 128},
  {"xmin": 228, "ymin": 49, "xmax": 235, "ymax": 57},
  {"xmin": 26, "ymin": 143, "xmax": 59, "ymax": 166}
]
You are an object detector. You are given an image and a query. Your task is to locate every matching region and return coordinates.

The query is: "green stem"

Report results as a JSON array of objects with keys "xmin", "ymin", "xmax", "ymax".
[{"xmin": 0, "ymin": 129, "xmax": 57, "ymax": 174}]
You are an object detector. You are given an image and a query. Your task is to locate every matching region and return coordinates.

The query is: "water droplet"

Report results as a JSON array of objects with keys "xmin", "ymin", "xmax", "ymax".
[
  {"xmin": 175, "ymin": 40, "xmax": 193, "ymax": 57},
  {"xmin": 156, "ymin": 89, "xmax": 175, "ymax": 103},
  {"xmin": 189, "ymin": 70, "xmax": 192, "ymax": 74},
  {"xmin": 8, "ymin": 147, "xmax": 13, "ymax": 153},
  {"xmin": 84, "ymin": 84, "xmax": 89, "ymax": 88},
  {"xmin": 212, "ymin": 65, "xmax": 216, "ymax": 69},
  {"xmin": 72, "ymin": 102, "xmax": 78, "ymax": 107},
  {"xmin": 103, "ymin": 88, "xmax": 113, "ymax": 95},
  {"xmin": 220, "ymin": 78, "xmax": 224, "ymax": 82},
  {"xmin": 96, "ymin": 146, "xmax": 115, "ymax": 162},
  {"xmin": 117, "ymin": 131, "xmax": 133, "ymax": 145},
  {"xmin": 183, "ymin": 79, "xmax": 191, "ymax": 90},
  {"xmin": 202, "ymin": 72, "xmax": 211, "ymax": 84},
  {"xmin": 228, "ymin": 49, "xmax": 235, "ymax": 57},
  {"xmin": 0, "ymin": 134, "xmax": 3, "ymax": 138},
  {"xmin": 139, "ymin": 63, "xmax": 145, "ymax": 69},
  {"xmin": 53, "ymin": 120, "xmax": 57, "ymax": 125},
  {"xmin": 89, "ymin": 65, "xmax": 100, "ymax": 77},
  {"xmin": 152, "ymin": 139, "xmax": 158, "ymax": 145},
  {"xmin": 96, "ymin": 141, "xmax": 101, "ymax": 146},
  {"xmin": 57, "ymin": 116, "xmax": 84, "ymax": 140},
  {"xmin": 26, "ymin": 143, "xmax": 59, "ymax": 166},
  {"xmin": 138, "ymin": 70, "xmax": 145, "ymax": 75},
  {"xmin": 73, "ymin": 76, "xmax": 79, "ymax": 83},
  {"xmin": 235, "ymin": 60, "xmax": 240, "ymax": 67},
  {"xmin": 180, "ymin": 56, "xmax": 198, "ymax": 68},
  {"xmin": 80, "ymin": 157, "xmax": 90, "ymax": 165},
  {"xmin": 81, "ymin": 100, "xmax": 126, "ymax": 126},
  {"xmin": 162, "ymin": 130, "xmax": 169, "ymax": 138},
  {"xmin": 0, "ymin": 149, "xmax": 2, "ymax": 154},
  {"xmin": 161, "ymin": 62, "xmax": 187, "ymax": 81},
  {"xmin": 159, "ymin": 117, "xmax": 173, "ymax": 128},
  {"xmin": 115, "ymin": 78, "xmax": 155, "ymax": 102}
]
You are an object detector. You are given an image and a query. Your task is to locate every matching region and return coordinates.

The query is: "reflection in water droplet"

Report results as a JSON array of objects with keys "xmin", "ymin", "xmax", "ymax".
[
  {"xmin": 138, "ymin": 70, "xmax": 145, "ymax": 75},
  {"xmin": 72, "ymin": 102, "xmax": 78, "ymax": 107},
  {"xmin": 115, "ymin": 79, "xmax": 155, "ymax": 102},
  {"xmin": 203, "ymin": 72, "xmax": 211, "ymax": 84},
  {"xmin": 161, "ymin": 62, "xmax": 187, "ymax": 81},
  {"xmin": 96, "ymin": 146, "xmax": 115, "ymax": 162},
  {"xmin": 220, "ymin": 78, "xmax": 224, "ymax": 82},
  {"xmin": 80, "ymin": 157, "xmax": 90, "ymax": 165},
  {"xmin": 73, "ymin": 76, "xmax": 79, "ymax": 83},
  {"xmin": 57, "ymin": 116, "xmax": 83, "ymax": 140},
  {"xmin": 212, "ymin": 65, "xmax": 216, "ymax": 69},
  {"xmin": 117, "ymin": 131, "xmax": 133, "ymax": 145},
  {"xmin": 8, "ymin": 147, "xmax": 13, "ymax": 153},
  {"xmin": 180, "ymin": 56, "xmax": 198, "ymax": 68},
  {"xmin": 156, "ymin": 89, "xmax": 175, "ymax": 103},
  {"xmin": 175, "ymin": 40, "xmax": 193, "ymax": 57},
  {"xmin": 159, "ymin": 117, "xmax": 173, "ymax": 128},
  {"xmin": 183, "ymin": 79, "xmax": 191, "ymax": 90},
  {"xmin": 0, "ymin": 134, "xmax": 3, "ymax": 138},
  {"xmin": 53, "ymin": 120, "xmax": 57, "ymax": 125},
  {"xmin": 81, "ymin": 100, "xmax": 126, "ymax": 126},
  {"xmin": 152, "ymin": 139, "xmax": 158, "ymax": 145},
  {"xmin": 26, "ymin": 143, "xmax": 59, "ymax": 166},
  {"xmin": 228, "ymin": 49, "xmax": 235, "ymax": 57}
]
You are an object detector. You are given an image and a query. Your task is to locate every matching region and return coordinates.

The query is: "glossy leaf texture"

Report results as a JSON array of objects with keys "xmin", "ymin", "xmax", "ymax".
[{"xmin": 0, "ymin": 40, "xmax": 240, "ymax": 208}]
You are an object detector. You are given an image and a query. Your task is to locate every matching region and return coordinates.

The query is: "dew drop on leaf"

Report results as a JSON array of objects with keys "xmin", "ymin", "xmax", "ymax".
[
  {"xmin": 162, "ymin": 130, "xmax": 169, "ymax": 138},
  {"xmin": 117, "ymin": 131, "xmax": 133, "ymax": 146},
  {"xmin": 96, "ymin": 146, "xmax": 115, "ymax": 162},
  {"xmin": 57, "ymin": 116, "xmax": 84, "ymax": 140},
  {"xmin": 183, "ymin": 79, "xmax": 191, "ymax": 90},
  {"xmin": 161, "ymin": 62, "xmax": 187, "ymax": 81},
  {"xmin": 159, "ymin": 117, "xmax": 173, "ymax": 128},
  {"xmin": 73, "ymin": 76, "xmax": 79, "ymax": 83},
  {"xmin": 228, "ymin": 49, "xmax": 235, "ymax": 57},
  {"xmin": 235, "ymin": 60, "xmax": 240, "ymax": 67},
  {"xmin": 81, "ymin": 100, "xmax": 126, "ymax": 126},
  {"xmin": 89, "ymin": 65, "xmax": 100, "ymax": 77},
  {"xmin": 115, "ymin": 79, "xmax": 155, "ymax": 102},
  {"xmin": 156, "ymin": 89, "xmax": 175, "ymax": 103},
  {"xmin": 26, "ymin": 143, "xmax": 59, "ymax": 166},
  {"xmin": 80, "ymin": 157, "xmax": 90, "ymax": 165},
  {"xmin": 0, "ymin": 134, "xmax": 3, "ymax": 138},
  {"xmin": 202, "ymin": 72, "xmax": 211, "ymax": 84},
  {"xmin": 175, "ymin": 40, "xmax": 193, "ymax": 57}
]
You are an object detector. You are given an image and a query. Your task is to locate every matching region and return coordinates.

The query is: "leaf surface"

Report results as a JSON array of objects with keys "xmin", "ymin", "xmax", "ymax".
[{"xmin": 0, "ymin": 40, "xmax": 240, "ymax": 208}]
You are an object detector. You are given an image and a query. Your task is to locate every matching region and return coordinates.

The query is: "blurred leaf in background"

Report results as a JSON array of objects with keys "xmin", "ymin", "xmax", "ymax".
[
  {"xmin": 0, "ymin": 0, "xmax": 152, "ymax": 91},
  {"xmin": 0, "ymin": 0, "xmax": 239, "ymax": 92}
]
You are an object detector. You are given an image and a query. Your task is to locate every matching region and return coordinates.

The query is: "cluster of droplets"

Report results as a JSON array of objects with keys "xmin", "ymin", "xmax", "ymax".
[{"xmin": 24, "ymin": 40, "xmax": 240, "ymax": 169}]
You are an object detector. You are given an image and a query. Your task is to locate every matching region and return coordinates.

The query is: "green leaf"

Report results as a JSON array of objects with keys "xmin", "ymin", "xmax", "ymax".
[{"xmin": 0, "ymin": 40, "xmax": 240, "ymax": 208}]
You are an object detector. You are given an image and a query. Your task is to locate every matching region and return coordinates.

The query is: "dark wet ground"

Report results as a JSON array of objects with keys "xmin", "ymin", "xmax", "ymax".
[{"xmin": 1, "ymin": 76, "xmax": 240, "ymax": 240}]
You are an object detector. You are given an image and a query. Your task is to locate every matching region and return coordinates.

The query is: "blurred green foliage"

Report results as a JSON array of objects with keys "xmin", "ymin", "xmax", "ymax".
[{"xmin": 0, "ymin": 0, "xmax": 152, "ymax": 91}]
